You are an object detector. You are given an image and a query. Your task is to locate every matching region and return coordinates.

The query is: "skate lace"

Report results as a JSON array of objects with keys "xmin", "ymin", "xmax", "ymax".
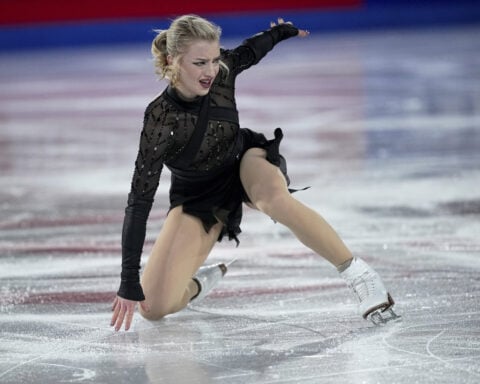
[{"xmin": 350, "ymin": 271, "xmax": 376, "ymax": 302}]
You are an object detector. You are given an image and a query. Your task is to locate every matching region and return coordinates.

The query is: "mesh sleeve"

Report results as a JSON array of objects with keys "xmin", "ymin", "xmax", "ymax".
[
  {"xmin": 226, "ymin": 23, "xmax": 299, "ymax": 74},
  {"xmin": 117, "ymin": 103, "xmax": 170, "ymax": 301}
]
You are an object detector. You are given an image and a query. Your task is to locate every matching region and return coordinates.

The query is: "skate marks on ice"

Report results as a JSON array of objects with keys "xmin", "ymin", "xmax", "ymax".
[
  {"xmin": 1, "ymin": 307, "xmax": 478, "ymax": 383},
  {"xmin": 0, "ymin": 244, "xmax": 479, "ymax": 384},
  {"xmin": 183, "ymin": 244, "xmax": 480, "ymax": 383},
  {"xmin": 0, "ymin": 314, "xmax": 114, "ymax": 383},
  {"xmin": 0, "ymin": 305, "xmax": 358, "ymax": 384},
  {"xmin": 382, "ymin": 319, "xmax": 480, "ymax": 380}
]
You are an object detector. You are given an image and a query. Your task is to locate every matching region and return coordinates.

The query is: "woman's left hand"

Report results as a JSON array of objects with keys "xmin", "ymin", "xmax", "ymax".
[{"xmin": 270, "ymin": 18, "xmax": 310, "ymax": 37}]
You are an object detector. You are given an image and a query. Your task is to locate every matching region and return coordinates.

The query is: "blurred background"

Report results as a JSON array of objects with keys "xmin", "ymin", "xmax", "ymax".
[{"xmin": 1, "ymin": 0, "xmax": 479, "ymax": 50}]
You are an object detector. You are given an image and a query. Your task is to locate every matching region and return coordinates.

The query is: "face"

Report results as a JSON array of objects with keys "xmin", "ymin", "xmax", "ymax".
[{"xmin": 170, "ymin": 40, "xmax": 221, "ymax": 100}]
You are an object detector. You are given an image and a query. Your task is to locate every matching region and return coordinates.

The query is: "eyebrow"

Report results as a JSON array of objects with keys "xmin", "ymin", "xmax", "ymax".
[{"xmin": 193, "ymin": 55, "xmax": 221, "ymax": 61}]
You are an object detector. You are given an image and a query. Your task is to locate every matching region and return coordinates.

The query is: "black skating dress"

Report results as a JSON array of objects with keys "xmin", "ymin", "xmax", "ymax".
[{"xmin": 118, "ymin": 24, "xmax": 300, "ymax": 301}]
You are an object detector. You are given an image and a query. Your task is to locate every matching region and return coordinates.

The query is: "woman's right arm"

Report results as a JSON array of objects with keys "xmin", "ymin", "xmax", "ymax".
[
  {"xmin": 111, "ymin": 104, "xmax": 166, "ymax": 330},
  {"xmin": 118, "ymin": 107, "xmax": 165, "ymax": 301}
]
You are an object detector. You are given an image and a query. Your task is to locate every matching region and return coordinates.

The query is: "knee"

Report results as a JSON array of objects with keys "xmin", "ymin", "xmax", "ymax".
[
  {"xmin": 139, "ymin": 305, "xmax": 168, "ymax": 321},
  {"xmin": 252, "ymin": 187, "xmax": 292, "ymax": 218},
  {"xmin": 138, "ymin": 289, "xmax": 191, "ymax": 321}
]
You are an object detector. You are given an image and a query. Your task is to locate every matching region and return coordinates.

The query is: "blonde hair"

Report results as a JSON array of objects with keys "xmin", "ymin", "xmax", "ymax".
[{"xmin": 151, "ymin": 14, "xmax": 228, "ymax": 85}]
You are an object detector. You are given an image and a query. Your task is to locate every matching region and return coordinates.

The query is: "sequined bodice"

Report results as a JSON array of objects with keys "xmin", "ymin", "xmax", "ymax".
[
  {"xmin": 130, "ymin": 46, "xmax": 253, "ymax": 200},
  {"xmin": 143, "ymin": 82, "xmax": 238, "ymax": 172}
]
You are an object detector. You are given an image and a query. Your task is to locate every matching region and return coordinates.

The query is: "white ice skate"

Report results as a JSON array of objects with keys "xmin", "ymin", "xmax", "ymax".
[
  {"xmin": 340, "ymin": 257, "xmax": 400, "ymax": 325},
  {"xmin": 190, "ymin": 260, "xmax": 235, "ymax": 303}
]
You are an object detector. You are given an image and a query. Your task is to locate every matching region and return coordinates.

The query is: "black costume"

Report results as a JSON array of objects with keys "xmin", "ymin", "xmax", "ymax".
[{"xmin": 118, "ymin": 24, "xmax": 299, "ymax": 301}]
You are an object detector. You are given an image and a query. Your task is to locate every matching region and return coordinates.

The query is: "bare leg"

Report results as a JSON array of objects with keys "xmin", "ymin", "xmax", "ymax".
[
  {"xmin": 240, "ymin": 148, "xmax": 353, "ymax": 267},
  {"xmin": 139, "ymin": 206, "xmax": 223, "ymax": 320}
]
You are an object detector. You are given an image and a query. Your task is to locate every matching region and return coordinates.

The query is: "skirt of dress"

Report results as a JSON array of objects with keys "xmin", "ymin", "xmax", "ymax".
[{"xmin": 167, "ymin": 127, "xmax": 291, "ymax": 245}]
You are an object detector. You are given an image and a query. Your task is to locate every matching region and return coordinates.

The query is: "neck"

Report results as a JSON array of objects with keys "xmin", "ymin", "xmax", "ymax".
[{"xmin": 172, "ymin": 86, "xmax": 199, "ymax": 102}]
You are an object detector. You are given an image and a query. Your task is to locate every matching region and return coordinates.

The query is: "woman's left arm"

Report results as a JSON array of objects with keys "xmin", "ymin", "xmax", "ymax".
[
  {"xmin": 229, "ymin": 18, "xmax": 309, "ymax": 72},
  {"xmin": 269, "ymin": 18, "xmax": 310, "ymax": 38}
]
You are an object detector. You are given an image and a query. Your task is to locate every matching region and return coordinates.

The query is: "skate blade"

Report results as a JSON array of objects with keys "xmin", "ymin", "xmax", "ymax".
[
  {"xmin": 224, "ymin": 258, "xmax": 237, "ymax": 268},
  {"xmin": 367, "ymin": 294, "xmax": 401, "ymax": 325},
  {"xmin": 368, "ymin": 307, "xmax": 401, "ymax": 325}
]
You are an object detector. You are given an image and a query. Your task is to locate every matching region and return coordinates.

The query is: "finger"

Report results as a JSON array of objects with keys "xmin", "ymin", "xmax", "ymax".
[
  {"xmin": 115, "ymin": 306, "xmax": 126, "ymax": 331},
  {"xmin": 111, "ymin": 296, "xmax": 118, "ymax": 311},
  {"xmin": 278, "ymin": 18, "xmax": 285, "ymax": 24},
  {"xmin": 298, "ymin": 29, "xmax": 310, "ymax": 38},
  {"xmin": 124, "ymin": 308, "xmax": 135, "ymax": 331},
  {"xmin": 270, "ymin": 21, "xmax": 276, "ymax": 28},
  {"xmin": 110, "ymin": 300, "xmax": 121, "ymax": 326}
]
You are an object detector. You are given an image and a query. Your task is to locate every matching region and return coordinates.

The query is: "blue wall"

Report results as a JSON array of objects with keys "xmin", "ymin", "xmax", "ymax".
[{"xmin": 0, "ymin": 1, "xmax": 479, "ymax": 51}]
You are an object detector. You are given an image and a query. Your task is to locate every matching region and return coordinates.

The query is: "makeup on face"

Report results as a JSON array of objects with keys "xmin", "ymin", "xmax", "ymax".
[{"xmin": 174, "ymin": 40, "xmax": 221, "ymax": 100}]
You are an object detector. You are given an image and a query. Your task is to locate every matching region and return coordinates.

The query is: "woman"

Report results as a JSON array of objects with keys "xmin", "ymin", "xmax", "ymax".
[{"xmin": 111, "ymin": 15, "xmax": 398, "ymax": 331}]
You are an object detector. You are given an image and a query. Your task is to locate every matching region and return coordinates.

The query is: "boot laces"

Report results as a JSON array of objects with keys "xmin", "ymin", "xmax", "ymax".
[{"xmin": 350, "ymin": 271, "xmax": 377, "ymax": 302}]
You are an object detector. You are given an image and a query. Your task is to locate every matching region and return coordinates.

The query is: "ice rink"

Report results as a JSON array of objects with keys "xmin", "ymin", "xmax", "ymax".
[{"xmin": 1, "ymin": 25, "xmax": 479, "ymax": 383}]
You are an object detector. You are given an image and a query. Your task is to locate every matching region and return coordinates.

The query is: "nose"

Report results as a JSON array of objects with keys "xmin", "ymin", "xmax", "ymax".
[{"xmin": 205, "ymin": 62, "xmax": 217, "ymax": 77}]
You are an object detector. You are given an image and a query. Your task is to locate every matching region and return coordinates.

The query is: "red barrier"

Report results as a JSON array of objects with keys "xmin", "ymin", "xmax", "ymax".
[{"xmin": 0, "ymin": 0, "xmax": 361, "ymax": 25}]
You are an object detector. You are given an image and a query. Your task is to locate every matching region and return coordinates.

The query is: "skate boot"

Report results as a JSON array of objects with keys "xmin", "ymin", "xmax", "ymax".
[
  {"xmin": 190, "ymin": 260, "xmax": 235, "ymax": 303},
  {"xmin": 340, "ymin": 257, "xmax": 400, "ymax": 325}
]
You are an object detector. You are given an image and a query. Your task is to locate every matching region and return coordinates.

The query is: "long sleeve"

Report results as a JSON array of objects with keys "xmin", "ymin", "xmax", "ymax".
[
  {"xmin": 118, "ymin": 193, "xmax": 152, "ymax": 301},
  {"xmin": 117, "ymin": 102, "xmax": 168, "ymax": 301},
  {"xmin": 244, "ymin": 23, "xmax": 299, "ymax": 64},
  {"xmin": 227, "ymin": 23, "xmax": 299, "ymax": 74}
]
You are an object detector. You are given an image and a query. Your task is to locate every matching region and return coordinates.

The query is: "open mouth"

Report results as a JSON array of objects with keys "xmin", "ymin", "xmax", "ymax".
[{"xmin": 199, "ymin": 79, "xmax": 212, "ymax": 89}]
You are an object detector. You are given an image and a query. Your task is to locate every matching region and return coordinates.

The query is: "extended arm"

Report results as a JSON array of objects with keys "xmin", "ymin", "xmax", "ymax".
[{"xmin": 228, "ymin": 19, "xmax": 308, "ymax": 73}]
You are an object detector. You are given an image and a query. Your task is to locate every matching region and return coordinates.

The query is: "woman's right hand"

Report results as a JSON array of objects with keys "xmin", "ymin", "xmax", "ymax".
[{"xmin": 110, "ymin": 295, "xmax": 150, "ymax": 331}]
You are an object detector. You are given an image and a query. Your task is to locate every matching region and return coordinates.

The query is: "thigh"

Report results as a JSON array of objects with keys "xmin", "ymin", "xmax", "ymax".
[
  {"xmin": 140, "ymin": 206, "xmax": 223, "ymax": 315},
  {"xmin": 240, "ymin": 147, "xmax": 289, "ymax": 209}
]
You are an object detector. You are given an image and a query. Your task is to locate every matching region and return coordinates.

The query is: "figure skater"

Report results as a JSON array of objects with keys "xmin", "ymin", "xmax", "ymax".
[{"xmin": 111, "ymin": 15, "xmax": 398, "ymax": 331}]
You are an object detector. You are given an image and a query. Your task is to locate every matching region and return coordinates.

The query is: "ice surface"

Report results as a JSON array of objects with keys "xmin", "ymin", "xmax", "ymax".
[{"xmin": 1, "ymin": 26, "xmax": 479, "ymax": 383}]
